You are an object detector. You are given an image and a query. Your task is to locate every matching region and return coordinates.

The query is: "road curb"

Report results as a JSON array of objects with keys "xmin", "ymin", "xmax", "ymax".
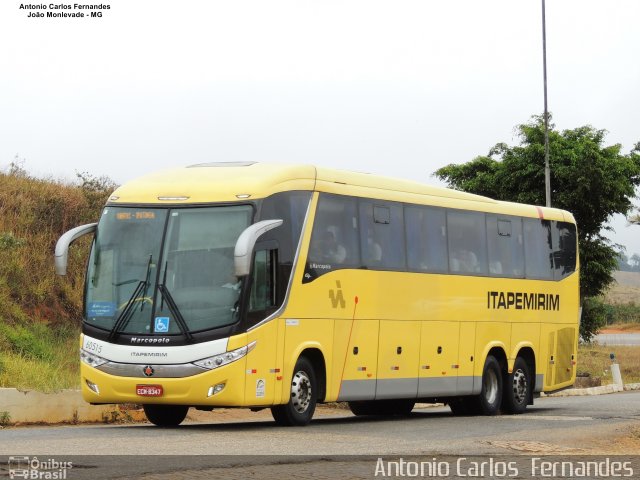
[
  {"xmin": 0, "ymin": 388, "xmax": 129, "ymax": 425},
  {"xmin": 541, "ymin": 382, "xmax": 640, "ymax": 397}
]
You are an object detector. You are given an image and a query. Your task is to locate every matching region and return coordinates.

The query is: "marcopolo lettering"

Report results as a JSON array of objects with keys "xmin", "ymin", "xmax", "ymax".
[
  {"xmin": 130, "ymin": 337, "xmax": 170, "ymax": 344},
  {"xmin": 487, "ymin": 291, "xmax": 560, "ymax": 311}
]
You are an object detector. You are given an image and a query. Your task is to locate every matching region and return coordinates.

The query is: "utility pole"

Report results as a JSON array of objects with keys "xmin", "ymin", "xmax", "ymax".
[{"xmin": 542, "ymin": 0, "xmax": 551, "ymax": 207}]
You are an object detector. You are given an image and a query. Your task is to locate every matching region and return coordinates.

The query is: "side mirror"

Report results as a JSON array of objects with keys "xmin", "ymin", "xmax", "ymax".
[
  {"xmin": 54, "ymin": 223, "xmax": 97, "ymax": 275},
  {"xmin": 234, "ymin": 219, "xmax": 283, "ymax": 277}
]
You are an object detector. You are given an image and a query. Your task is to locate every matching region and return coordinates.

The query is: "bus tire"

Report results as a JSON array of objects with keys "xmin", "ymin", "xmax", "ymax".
[
  {"xmin": 348, "ymin": 399, "xmax": 415, "ymax": 416},
  {"xmin": 502, "ymin": 356, "xmax": 530, "ymax": 414},
  {"xmin": 143, "ymin": 404, "xmax": 189, "ymax": 427},
  {"xmin": 474, "ymin": 355, "xmax": 503, "ymax": 415},
  {"xmin": 271, "ymin": 356, "xmax": 317, "ymax": 426}
]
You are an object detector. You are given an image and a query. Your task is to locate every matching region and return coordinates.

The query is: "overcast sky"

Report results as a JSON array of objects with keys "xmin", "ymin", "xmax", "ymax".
[{"xmin": 1, "ymin": 0, "xmax": 638, "ymax": 254}]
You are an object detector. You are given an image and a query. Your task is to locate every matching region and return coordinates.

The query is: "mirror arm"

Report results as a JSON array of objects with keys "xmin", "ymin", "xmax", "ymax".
[
  {"xmin": 54, "ymin": 223, "xmax": 97, "ymax": 275},
  {"xmin": 234, "ymin": 219, "xmax": 283, "ymax": 277}
]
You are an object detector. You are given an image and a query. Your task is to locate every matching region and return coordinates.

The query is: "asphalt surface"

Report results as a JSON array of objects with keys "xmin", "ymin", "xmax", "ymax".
[{"xmin": 1, "ymin": 391, "xmax": 639, "ymax": 479}]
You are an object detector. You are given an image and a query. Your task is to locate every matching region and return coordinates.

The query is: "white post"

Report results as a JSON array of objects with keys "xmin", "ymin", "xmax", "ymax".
[{"xmin": 610, "ymin": 353, "xmax": 624, "ymax": 388}]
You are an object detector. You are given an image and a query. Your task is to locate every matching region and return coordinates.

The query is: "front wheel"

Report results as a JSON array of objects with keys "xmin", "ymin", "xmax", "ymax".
[
  {"xmin": 502, "ymin": 357, "xmax": 531, "ymax": 414},
  {"xmin": 143, "ymin": 404, "xmax": 189, "ymax": 427},
  {"xmin": 271, "ymin": 357, "xmax": 317, "ymax": 426}
]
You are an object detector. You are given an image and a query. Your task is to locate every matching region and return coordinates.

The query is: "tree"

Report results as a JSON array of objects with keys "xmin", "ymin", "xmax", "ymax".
[
  {"xmin": 628, "ymin": 149, "xmax": 640, "ymax": 226},
  {"xmin": 616, "ymin": 253, "xmax": 633, "ymax": 272},
  {"xmin": 435, "ymin": 115, "xmax": 640, "ymax": 300}
]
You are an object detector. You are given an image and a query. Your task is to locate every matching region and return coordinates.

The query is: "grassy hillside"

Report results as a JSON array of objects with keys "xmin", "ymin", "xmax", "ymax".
[{"xmin": 0, "ymin": 166, "xmax": 114, "ymax": 391}]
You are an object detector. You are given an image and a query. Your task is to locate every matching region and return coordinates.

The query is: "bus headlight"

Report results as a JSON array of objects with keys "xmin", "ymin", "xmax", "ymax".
[
  {"xmin": 80, "ymin": 349, "xmax": 108, "ymax": 368},
  {"xmin": 193, "ymin": 341, "xmax": 256, "ymax": 370}
]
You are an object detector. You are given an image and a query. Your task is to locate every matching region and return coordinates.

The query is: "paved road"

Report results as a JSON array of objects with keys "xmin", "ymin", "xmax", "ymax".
[
  {"xmin": 595, "ymin": 333, "xmax": 640, "ymax": 346},
  {"xmin": 1, "ymin": 391, "xmax": 639, "ymax": 479}
]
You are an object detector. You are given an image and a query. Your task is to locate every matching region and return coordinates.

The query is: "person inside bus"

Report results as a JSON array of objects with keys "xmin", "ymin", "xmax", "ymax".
[
  {"xmin": 489, "ymin": 260, "xmax": 503, "ymax": 275},
  {"xmin": 317, "ymin": 228, "xmax": 347, "ymax": 264},
  {"xmin": 451, "ymin": 247, "xmax": 478, "ymax": 273},
  {"xmin": 364, "ymin": 227, "xmax": 382, "ymax": 265}
]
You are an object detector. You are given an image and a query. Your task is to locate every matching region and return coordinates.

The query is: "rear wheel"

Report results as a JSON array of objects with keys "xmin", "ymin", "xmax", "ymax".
[
  {"xmin": 502, "ymin": 356, "xmax": 531, "ymax": 414},
  {"xmin": 473, "ymin": 355, "xmax": 503, "ymax": 415},
  {"xmin": 271, "ymin": 357, "xmax": 317, "ymax": 426},
  {"xmin": 348, "ymin": 399, "xmax": 415, "ymax": 416},
  {"xmin": 143, "ymin": 404, "xmax": 189, "ymax": 427}
]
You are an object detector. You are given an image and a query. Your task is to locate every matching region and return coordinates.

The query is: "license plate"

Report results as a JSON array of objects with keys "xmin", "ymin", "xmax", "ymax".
[{"xmin": 136, "ymin": 384, "xmax": 164, "ymax": 397}]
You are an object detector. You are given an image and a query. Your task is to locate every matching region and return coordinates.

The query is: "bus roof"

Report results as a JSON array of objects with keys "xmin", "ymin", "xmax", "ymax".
[{"xmin": 108, "ymin": 162, "xmax": 574, "ymax": 222}]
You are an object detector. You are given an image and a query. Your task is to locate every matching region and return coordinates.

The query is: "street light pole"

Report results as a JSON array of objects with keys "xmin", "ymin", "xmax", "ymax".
[{"xmin": 542, "ymin": 0, "xmax": 551, "ymax": 207}]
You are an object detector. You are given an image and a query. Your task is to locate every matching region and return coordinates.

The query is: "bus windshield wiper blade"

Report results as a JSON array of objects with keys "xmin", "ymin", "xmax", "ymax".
[
  {"xmin": 157, "ymin": 283, "xmax": 194, "ymax": 342},
  {"xmin": 107, "ymin": 255, "xmax": 154, "ymax": 340},
  {"xmin": 107, "ymin": 280, "xmax": 145, "ymax": 341},
  {"xmin": 140, "ymin": 255, "xmax": 153, "ymax": 312}
]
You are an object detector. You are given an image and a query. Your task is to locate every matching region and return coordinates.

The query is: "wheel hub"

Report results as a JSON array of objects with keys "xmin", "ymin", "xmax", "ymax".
[
  {"xmin": 512, "ymin": 368, "xmax": 528, "ymax": 404},
  {"xmin": 291, "ymin": 370, "xmax": 312, "ymax": 414},
  {"xmin": 484, "ymin": 368, "xmax": 498, "ymax": 404}
]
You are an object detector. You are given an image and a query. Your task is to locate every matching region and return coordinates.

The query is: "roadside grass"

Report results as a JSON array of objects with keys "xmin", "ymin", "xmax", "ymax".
[
  {"xmin": 603, "ymin": 303, "xmax": 640, "ymax": 326},
  {"xmin": 578, "ymin": 344, "xmax": 640, "ymax": 385},
  {"xmin": 0, "ymin": 321, "xmax": 80, "ymax": 392}
]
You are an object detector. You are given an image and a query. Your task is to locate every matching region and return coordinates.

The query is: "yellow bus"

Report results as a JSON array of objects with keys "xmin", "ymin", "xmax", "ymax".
[{"xmin": 55, "ymin": 162, "xmax": 579, "ymax": 426}]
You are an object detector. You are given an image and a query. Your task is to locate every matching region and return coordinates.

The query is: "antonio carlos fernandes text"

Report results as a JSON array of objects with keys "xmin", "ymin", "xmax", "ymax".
[{"xmin": 374, "ymin": 457, "xmax": 634, "ymax": 477}]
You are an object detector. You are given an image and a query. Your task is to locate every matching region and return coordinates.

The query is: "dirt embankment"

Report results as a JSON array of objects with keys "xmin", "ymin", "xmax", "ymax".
[{"xmin": 604, "ymin": 271, "xmax": 640, "ymax": 305}]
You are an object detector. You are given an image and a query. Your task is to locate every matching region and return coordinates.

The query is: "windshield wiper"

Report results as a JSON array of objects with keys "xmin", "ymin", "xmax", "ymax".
[
  {"xmin": 157, "ymin": 283, "xmax": 194, "ymax": 342},
  {"xmin": 107, "ymin": 255, "xmax": 153, "ymax": 341},
  {"xmin": 156, "ymin": 261, "xmax": 193, "ymax": 342},
  {"xmin": 140, "ymin": 255, "xmax": 153, "ymax": 312},
  {"xmin": 107, "ymin": 280, "xmax": 145, "ymax": 341}
]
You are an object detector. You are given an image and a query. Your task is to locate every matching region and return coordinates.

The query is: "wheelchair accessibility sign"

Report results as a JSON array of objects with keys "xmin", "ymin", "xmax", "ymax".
[{"xmin": 154, "ymin": 317, "xmax": 170, "ymax": 333}]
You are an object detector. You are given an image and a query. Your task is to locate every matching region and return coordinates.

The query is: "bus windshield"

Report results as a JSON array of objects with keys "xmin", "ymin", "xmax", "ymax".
[{"xmin": 85, "ymin": 205, "xmax": 253, "ymax": 335}]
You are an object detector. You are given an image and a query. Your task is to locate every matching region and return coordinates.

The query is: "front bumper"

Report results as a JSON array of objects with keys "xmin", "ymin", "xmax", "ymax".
[{"xmin": 81, "ymin": 358, "xmax": 247, "ymax": 406}]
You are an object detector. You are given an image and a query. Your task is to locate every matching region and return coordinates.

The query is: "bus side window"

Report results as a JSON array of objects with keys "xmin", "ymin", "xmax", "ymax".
[
  {"xmin": 447, "ymin": 210, "xmax": 488, "ymax": 275},
  {"xmin": 359, "ymin": 201, "xmax": 406, "ymax": 270},
  {"xmin": 405, "ymin": 206, "xmax": 447, "ymax": 273},
  {"xmin": 523, "ymin": 218, "xmax": 553, "ymax": 280},
  {"xmin": 249, "ymin": 249, "xmax": 277, "ymax": 312},
  {"xmin": 487, "ymin": 216, "xmax": 524, "ymax": 278},
  {"xmin": 551, "ymin": 221, "xmax": 577, "ymax": 279},
  {"xmin": 259, "ymin": 191, "xmax": 312, "ymax": 302},
  {"xmin": 306, "ymin": 194, "xmax": 360, "ymax": 276}
]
